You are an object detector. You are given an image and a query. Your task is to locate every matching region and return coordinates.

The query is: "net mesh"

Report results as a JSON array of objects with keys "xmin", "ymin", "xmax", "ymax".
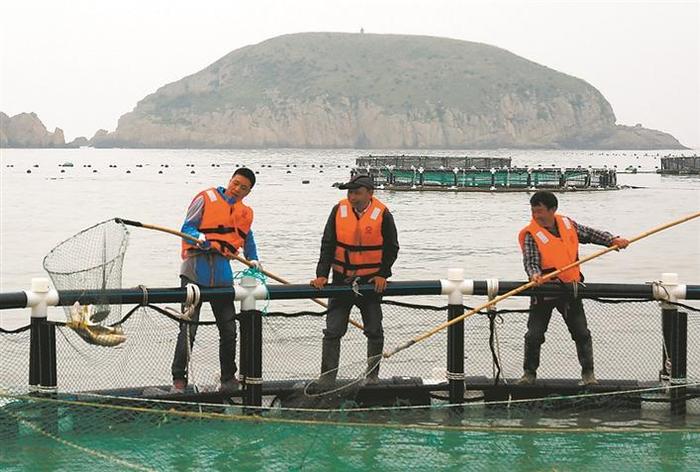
[
  {"xmin": 369, "ymin": 167, "xmax": 616, "ymax": 189},
  {"xmin": 42, "ymin": 219, "xmax": 129, "ymax": 324},
  {"xmin": 2, "ymin": 299, "xmax": 700, "ymax": 392},
  {"xmin": 2, "ymin": 386, "xmax": 699, "ymax": 471},
  {"xmin": 3, "ymin": 219, "xmax": 699, "ymax": 468},
  {"xmin": 2, "ymin": 298, "xmax": 700, "ymax": 469}
]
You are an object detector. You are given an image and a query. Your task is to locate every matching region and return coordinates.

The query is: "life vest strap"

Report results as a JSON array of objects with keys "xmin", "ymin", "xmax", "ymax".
[
  {"xmin": 200, "ymin": 226, "xmax": 248, "ymax": 240},
  {"xmin": 336, "ymin": 241, "xmax": 383, "ymax": 251},
  {"xmin": 200, "ymin": 226, "xmax": 235, "ymax": 234},
  {"xmin": 211, "ymin": 239, "xmax": 239, "ymax": 256},
  {"xmin": 332, "ymin": 259, "xmax": 382, "ymax": 270}
]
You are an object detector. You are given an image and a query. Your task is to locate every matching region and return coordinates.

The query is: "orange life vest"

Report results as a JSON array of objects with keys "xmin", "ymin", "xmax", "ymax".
[
  {"xmin": 181, "ymin": 187, "xmax": 254, "ymax": 259},
  {"xmin": 332, "ymin": 197, "xmax": 386, "ymax": 278},
  {"xmin": 518, "ymin": 214, "xmax": 581, "ymax": 282}
]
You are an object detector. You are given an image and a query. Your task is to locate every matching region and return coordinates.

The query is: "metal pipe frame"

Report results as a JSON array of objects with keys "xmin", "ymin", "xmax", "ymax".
[{"xmin": 2, "ymin": 279, "xmax": 697, "ymax": 310}]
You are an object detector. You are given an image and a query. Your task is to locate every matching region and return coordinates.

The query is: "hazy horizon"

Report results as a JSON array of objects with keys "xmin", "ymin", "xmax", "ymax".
[{"xmin": 1, "ymin": 0, "xmax": 698, "ymax": 147}]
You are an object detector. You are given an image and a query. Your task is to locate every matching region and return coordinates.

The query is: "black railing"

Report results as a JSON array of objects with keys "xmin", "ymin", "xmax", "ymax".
[{"xmin": 1, "ymin": 277, "xmax": 698, "ymax": 413}]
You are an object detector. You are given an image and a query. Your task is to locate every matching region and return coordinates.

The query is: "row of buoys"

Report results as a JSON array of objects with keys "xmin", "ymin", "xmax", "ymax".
[
  {"xmin": 20, "ymin": 168, "xmax": 336, "ymax": 176},
  {"xmin": 14, "ymin": 163, "xmax": 662, "ymax": 173},
  {"xmin": 7, "ymin": 163, "xmax": 353, "ymax": 169}
]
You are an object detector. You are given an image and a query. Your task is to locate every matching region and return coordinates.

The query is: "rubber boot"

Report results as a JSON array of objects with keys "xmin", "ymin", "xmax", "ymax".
[
  {"xmin": 575, "ymin": 337, "xmax": 594, "ymax": 376},
  {"xmin": 366, "ymin": 339, "xmax": 384, "ymax": 384},
  {"xmin": 319, "ymin": 338, "xmax": 341, "ymax": 385}
]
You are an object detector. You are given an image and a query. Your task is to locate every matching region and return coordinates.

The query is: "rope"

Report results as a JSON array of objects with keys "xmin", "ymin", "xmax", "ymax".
[
  {"xmin": 488, "ymin": 310, "xmax": 504, "ymax": 385},
  {"xmin": 445, "ymin": 371, "xmax": 466, "ymax": 381},
  {"xmin": 183, "ymin": 283, "xmax": 200, "ymax": 320},
  {"xmin": 137, "ymin": 284, "xmax": 149, "ymax": 306},
  {"xmin": 4, "ymin": 383, "xmax": 700, "ymax": 432},
  {"xmin": 0, "ymin": 324, "xmax": 30, "ymax": 334}
]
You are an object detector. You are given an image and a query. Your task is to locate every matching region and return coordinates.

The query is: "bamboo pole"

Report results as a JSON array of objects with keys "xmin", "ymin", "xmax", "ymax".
[
  {"xmin": 115, "ymin": 218, "xmax": 365, "ymax": 329},
  {"xmin": 384, "ymin": 211, "xmax": 700, "ymax": 358}
]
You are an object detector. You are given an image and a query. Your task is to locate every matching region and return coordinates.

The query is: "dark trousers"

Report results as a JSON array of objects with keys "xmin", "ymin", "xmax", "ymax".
[
  {"xmin": 321, "ymin": 281, "xmax": 385, "ymax": 378},
  {"xmin": 171, "ymin": 276, "xmax": 237, "ymax": 383},
  {"xmin": 323, "ymin": 293, "xmax": 384, "ymax": 342},
  {"xmin": 523, "ymin": 296, "xmax": 594, "ymax": 376}
]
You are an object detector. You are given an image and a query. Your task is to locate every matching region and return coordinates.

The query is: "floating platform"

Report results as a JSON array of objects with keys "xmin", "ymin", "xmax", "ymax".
[
  {"xmin": 658, "ymin": 156, "xmax": 700, "ymax": 175},
  {"xmin": 74, "ymin": 375, "xmax": 699, "ymax": 413},
  {"xmin": 351, "ymin": 155, "xmax": 619, "ymax": 191}
]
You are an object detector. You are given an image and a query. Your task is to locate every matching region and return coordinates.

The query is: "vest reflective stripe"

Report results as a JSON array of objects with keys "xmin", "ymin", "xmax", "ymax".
[
  {"xmin": 181, "ymin": 188, "xmax": 254, "ymax": 259},
  {"xmin": 332, "ymin": 198, "xmax": 386, "ymax": 277},
  {"xmin": 518, "ymin": 214, "xmax": 581, "ymax": 282}
]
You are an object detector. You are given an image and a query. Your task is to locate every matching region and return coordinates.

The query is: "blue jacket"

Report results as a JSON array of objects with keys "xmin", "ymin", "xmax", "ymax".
[{"xmin": 180, "ymin": 186, "xmax": 258, "ymax": 286}]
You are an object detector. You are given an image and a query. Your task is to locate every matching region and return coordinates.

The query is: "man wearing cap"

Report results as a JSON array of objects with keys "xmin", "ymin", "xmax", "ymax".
[{"xmin": 310, "ymin": 174, "xmax": 400, "ymax": 385}]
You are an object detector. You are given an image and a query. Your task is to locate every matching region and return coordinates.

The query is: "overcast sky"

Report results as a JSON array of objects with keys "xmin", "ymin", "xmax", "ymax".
[{"xmin": 1, "ymin": 0, "xmax": 698, "ymax": 147}]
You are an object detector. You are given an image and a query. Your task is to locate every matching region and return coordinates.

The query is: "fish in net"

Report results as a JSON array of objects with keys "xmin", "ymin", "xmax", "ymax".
[
  {"xmin": 64, "ymin": 301, "xmax": 126, "ymax": 347},
  {"xmin": 42, "ymin": 218, "xmax": 129, "ymax": 333}
]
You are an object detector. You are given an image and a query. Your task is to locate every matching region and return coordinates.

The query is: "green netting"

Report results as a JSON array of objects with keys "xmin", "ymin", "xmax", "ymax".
[
  {"xmin": 368, "ymin": 168, "xmax": 615, "ymax": 189},
  {"xmin": 3, "ymin": 287, "xmax": 700, "ymax": 469},
  {"xmin": 2, "ymin": 388, "xmax": 700, "ymax": 471}
]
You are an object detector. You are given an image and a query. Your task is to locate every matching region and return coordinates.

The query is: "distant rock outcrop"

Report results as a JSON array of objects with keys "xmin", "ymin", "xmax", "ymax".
[
  {"xmin": 0, "ymin": 112, "xmax": 67, "ymax": 148},
  {"xmin": 93, "ymin": 33, "xmax": 685, "ymax": 149},
  {"xmin": 66, "ymin": 136, "xmax": 90, "ymax": 148},
  {"xmin": 89, "ymin": 129, "xmax": 109, "ymax": 146},
  {"xmin": 590, "ymin": 124, "xmax": 684, "ymax": 150}
]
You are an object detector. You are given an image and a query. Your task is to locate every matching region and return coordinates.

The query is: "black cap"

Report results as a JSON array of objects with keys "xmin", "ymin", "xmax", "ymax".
[{"xmin": 338, "ymin": 174, "xmax": 374, "ymax": 190}]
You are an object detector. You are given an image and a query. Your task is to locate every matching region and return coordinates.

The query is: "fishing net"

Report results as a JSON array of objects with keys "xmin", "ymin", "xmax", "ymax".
[
  {"xmin": 4, "ymin": 218, "xmax": 697, "ymax": 468},
  {"xmin": 2, "ymin": 386, "xmax": 700, "ymax": 471},
  {"xmin": 2, "ymin": 292, "xmax": 700, "ymax": 469},
  {"xmin": 42, "ymin": 219, "xmax": 129, "ymax": 324}
]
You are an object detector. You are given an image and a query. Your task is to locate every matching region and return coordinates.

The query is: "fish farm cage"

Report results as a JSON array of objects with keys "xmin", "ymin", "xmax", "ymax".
[
  {"xmin": 1, "ymin": 272, "xmax": 700, "ymax": 469},
  {"xmin": 352, "ymin": 155, "xmax": 618, "ymax": 191},
  {"xmin": 658, "ymin": 156, "xmax": 700, "ymax": 175},
  {"xmin": 1, "ymin": 272, "xmax": 699, "ymax": 405}
]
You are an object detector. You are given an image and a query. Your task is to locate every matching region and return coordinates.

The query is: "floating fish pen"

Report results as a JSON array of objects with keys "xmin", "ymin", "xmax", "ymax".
[
  {"xmin": 2, "ymin": 217, "xmax": 700, "ymax": 469},
  {"xmin": 1, "ymin": 271, "xmax": 700, "ymax": 469},
  {"xmin": 658, "ymin": 156, "xmax": 700, "ymax": 175},
  {"xmin": 352, "ymin": 155, "xmax": 618, "ymax": 191}
]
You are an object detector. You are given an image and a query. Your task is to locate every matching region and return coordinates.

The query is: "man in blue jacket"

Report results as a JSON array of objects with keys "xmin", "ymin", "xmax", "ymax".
[{"xmin": 171, "ymin": 167, "xmax": 261, "ymax": 393}]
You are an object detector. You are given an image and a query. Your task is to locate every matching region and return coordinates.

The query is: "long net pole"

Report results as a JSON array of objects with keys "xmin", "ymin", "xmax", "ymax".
[
  {"xmin": 384, "ymin": 211, "xmax": 700, "ymax": 358},
  {"xmin": 115, "ymin": 218, "xmax": 365, "ymax": 330}
]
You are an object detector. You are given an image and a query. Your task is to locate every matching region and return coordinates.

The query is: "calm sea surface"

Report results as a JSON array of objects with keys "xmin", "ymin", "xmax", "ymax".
[{"xmin": 2, "ymin": 148, "xmax": 698, "ymax": 291}]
